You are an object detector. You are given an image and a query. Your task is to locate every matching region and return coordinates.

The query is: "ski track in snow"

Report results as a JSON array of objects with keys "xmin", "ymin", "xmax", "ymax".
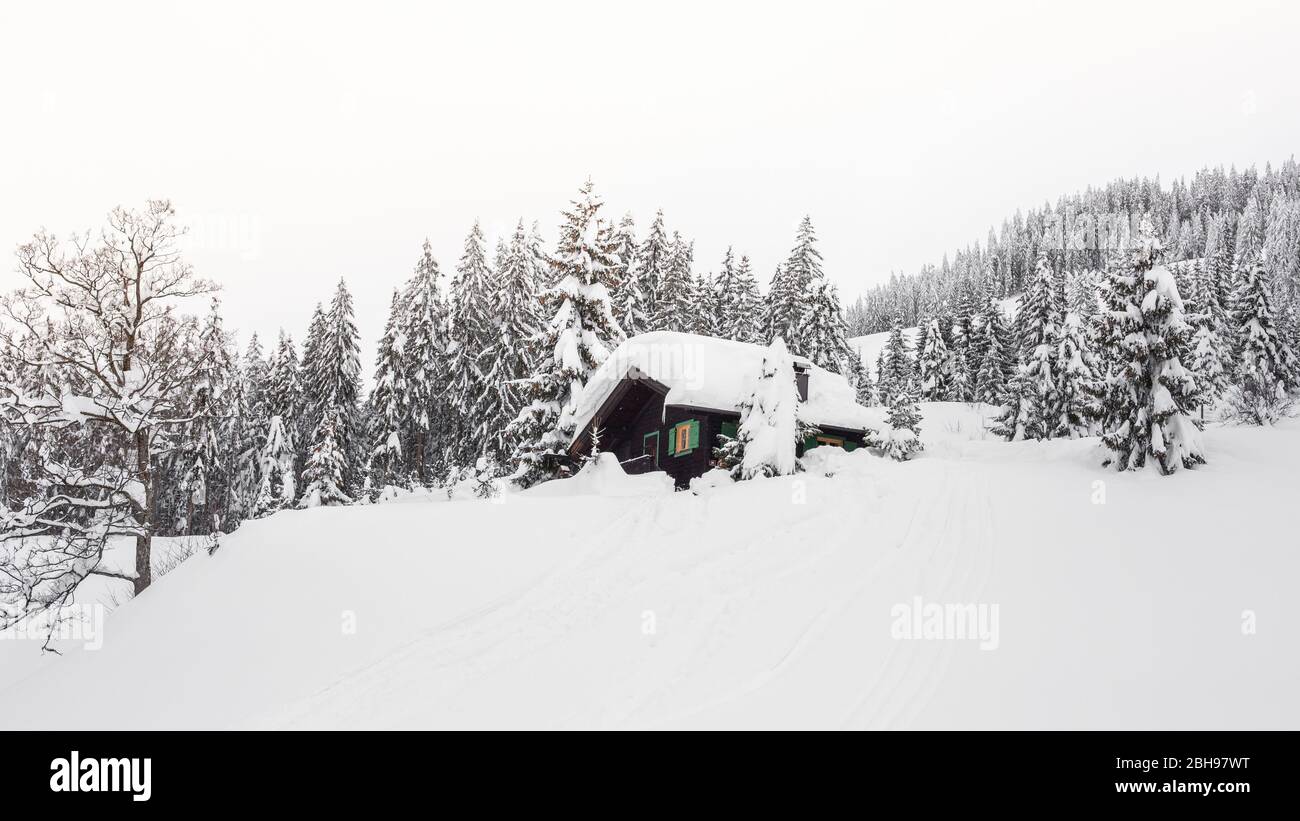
[{"xmin": 843, "ymin": 466, "xmax": 997, "ymax": 728}]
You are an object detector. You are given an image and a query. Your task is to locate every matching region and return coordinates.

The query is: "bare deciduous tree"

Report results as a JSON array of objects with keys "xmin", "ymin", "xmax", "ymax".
[{"xmin": 0, "ymin": 201, "xmax": 217, "ymax": 634}]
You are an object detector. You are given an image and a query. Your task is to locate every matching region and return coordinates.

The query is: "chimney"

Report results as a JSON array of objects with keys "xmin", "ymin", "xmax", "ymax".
[{"xmin": 793, "ymin": 364, "xmax": 809, "ymax": 402}]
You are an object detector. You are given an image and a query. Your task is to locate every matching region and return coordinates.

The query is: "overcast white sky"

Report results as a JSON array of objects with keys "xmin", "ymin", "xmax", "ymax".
[{"xmin": 3, "ymin": 0, "xmax": 1299, "ymax": 366}]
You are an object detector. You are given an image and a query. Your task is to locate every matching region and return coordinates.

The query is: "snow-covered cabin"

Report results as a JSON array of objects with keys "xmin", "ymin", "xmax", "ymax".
[{"xmin": 568, "ymin": 332, "xmax": 877, "ymax": 487}]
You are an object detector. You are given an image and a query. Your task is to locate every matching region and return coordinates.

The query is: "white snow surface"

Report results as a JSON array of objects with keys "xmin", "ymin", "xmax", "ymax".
[
  {"xmin": 1, "ymin": 405, "xmax": 1297, "ymax": 730},
  {"xmin": 526, "ymin": 452, "xmax": 676, "ymax": 498},
  {"xmin": 569, "ymin": 331, "xmax": 877, "ymax": 437}
]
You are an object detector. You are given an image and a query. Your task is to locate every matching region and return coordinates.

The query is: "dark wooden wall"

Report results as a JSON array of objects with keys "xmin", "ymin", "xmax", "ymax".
[
  {"xmin": 659, "ymin": 406, "xmax": 733, "ymax": 488},
  {"xmin": 583, "ymin": 378, "xmax": 874, "ymax": 489}
]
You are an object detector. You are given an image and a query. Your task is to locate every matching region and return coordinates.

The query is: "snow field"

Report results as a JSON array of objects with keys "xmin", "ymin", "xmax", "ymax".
[{"xmin": 0, "ymin": 405, "xmax": 1296, "ymax": 729}]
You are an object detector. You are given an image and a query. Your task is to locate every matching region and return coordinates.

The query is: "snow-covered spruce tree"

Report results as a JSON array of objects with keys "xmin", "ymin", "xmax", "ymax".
[
  {"xmin": 1064, "ymin": 269, "xmax": 1101, "ymax": 324},
  {"xmin": 297, "ymin": 302, "xmax": 328, "ymax": 453},
  {"xmin": 167, "ymin": 298, "xmax": 234, "ymax": 536},
  {"xmin": 527, "ymin": 221, "xmax": 554, "ymax": 287},
  {"xmin": 1233, "ymin": 191, "xmax": 1268, "ymax": 274},
  {"xmin": 1017, "ymin": 255, "xmax": 1061, "ymax": 438},
  {"xmin": 716, "ymin": 252, "xmax": 762, "ymax": 343},
  {"xmin": 1052, "ymin": 312, "xmax": 1099, "ymax": 438},
  {"xmin": 650, "ymin": 232, "xmax": 696, "ymax": 332},
  {"xmin": 692, "ymin": 271, "xmax": 719, "ymax": 336},
  {"xmin": 400, "ymin": 239, "xmax": 449, "ymax": 483},
  {"xmin": 0, "ymin": 201, "xmax": 218, "ymax": 613},
  {"xmin": 242, "ymin": 332, "xmax": 270, "ymax": 454},
  {"xmin": 445, "ymin": 220, "xmax": 497, "ymax": 469},
  {"xmin": 221, "ymin": 357, "xmax": 260, "ymax": 521},
  {"xmin": 224, "ymin": 332, "xmax": 271, "ymax": 516},
  {"xmin": 301, "ymin": 279, "xmax": 364, "ymax": 495},
  {"xmin": 1226, "ymin": 255, "xmax": 1299, "ymax": 422},
  {"xmin": 367, "ymin": 289, "xmax": 410, "ymax": 493},
  {"xmin": 609, "ymin": 212, "xmax": 646, "ymax": 337},
  {"xmin": 883, "ymin": 386, "xmax": 923, "ymax": 461},
  {"xmin": 989, "ymin": 366, "xmax": 1041, "ymax": 442},
  {"xmin": 298, "ymin": 409, "xmax": 352, "ymax": 507},
  {"xmin": 949, "ymin": 346, "xmax": 972, "ymax": 403},
  {"xmin": 265, "ymin": 330, "xmax": 301, "ymax": 444},
  {"xmin": 476, "ymin": 220, "xmax": 541, "ymax": 465},
  {"xmin": 1093, "ymin": 219, "xmax": 1204, "ymax": 474},
  {"xmin": 634, "ymin": 209, "xmax": 671, "ymax": 325},
  {"xmin": 1189, "ymin": 318, "xmax": 1231, "ymax": 416},
  {"xmin": 963, "ymin": 282, "xmax": 991, "ymax": 366},
  {"xmin": 712, "ymin": 247, "xmax": 741, "ymax": 337},
  {"xmin": 845, "ymin": 349, "xmax": 875, "ymax": 406},
  {"xmin": 874, "ymin": 349, "xmax": 887, "ymax": 396},
  {"xmin": 765, "ymin": 216, "xmax": 825, "ymax": 355},
  {"xmin": 877, "ymin": 319, "xmax": 916, "ymax": 405},
  {"xmin": 917, "ymin": 315, "xmax": 951, "ymax": 401},
  {"xmin": 951, "ymin": 281, "xmax": 982, "ymax": 358},
  {"xmin": 253, "ymin": 414, "xmax": 296, "ymax": 516},
  {"xmin": 1180, "ymin": 260, "xmax": 1231, "ymax": 416},
  {"xmin": 1279, "ymin": 305, "xmax": 1300, "ymax": 382},
  {"xmin": 1264, "ymin": 192, "xmax": 1300, "ymax": 296},
  {"xmin": 762, "ymin": 264, "xmax": 792, "ymax": 344},
  {"xmin": 728, "ymin": 337, "xmax": 805, "ymax": 479},
  {"xmin": 1264, "ymin": 193, "xmax": 1300, "ymax": 330},
  {"xmin": 972, "ymin": 297, "xmax": 1013, "ymax": 404},
  {"xmin": 507, "ymin": 180, "xmax": 623, "ymax": 487},
  {"xmin": 798, "ymin": 279, "xmax": 853, "ymax": 373},
  {"xmin": 1202, "ymin": 213, "xmax": 1237, "ymax": 323},
  {"xmin": 712, "ymin": 423, "xmax": 743, "ymax": 476}
]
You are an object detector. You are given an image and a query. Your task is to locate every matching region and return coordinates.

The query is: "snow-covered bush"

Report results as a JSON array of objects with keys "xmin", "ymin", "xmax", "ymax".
[
  {"xmin": 445, "ymin": 457, "xmax": 504, "ymax": 501},
  {"xmin": 1222, "ymin": 384, "xmax": 1296, "ymax": 426}
]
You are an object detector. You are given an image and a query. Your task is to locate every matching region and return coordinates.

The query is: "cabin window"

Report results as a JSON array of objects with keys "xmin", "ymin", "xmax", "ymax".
[
  {"xmin": 669, "ymin": 420, "xmax": 699, "ymax": 456},
  {"xmin": 642, "ymin": 431, "xmax": 659, "ymax": 468}
]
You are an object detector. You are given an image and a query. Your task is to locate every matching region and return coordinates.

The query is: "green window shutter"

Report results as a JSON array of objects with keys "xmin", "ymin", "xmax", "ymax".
[
  {"xmin": 804, "ymin": 434, "xmax": 818, "ymax": 450},
  {"xmin": 844, "ymin": 440, "xmax": 857, "ymax": 452},
  {"xmin": 721, "ymin": 421, "xmax": 738, "ymax": 440},
  {"xmin": 670, "ymin": 421, "xmax": 700, "ymax": 457}
]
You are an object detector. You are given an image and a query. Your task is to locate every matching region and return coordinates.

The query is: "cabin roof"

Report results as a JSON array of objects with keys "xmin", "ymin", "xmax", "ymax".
[{"xmin": 568, "ymin": 331, "xmax": 878, "ymax": 444}]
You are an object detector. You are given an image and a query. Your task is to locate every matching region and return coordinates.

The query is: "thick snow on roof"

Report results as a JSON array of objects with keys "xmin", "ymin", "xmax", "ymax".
[{"xmin": 569, "ymin": 331, "xmax": 878, "ymax": 438}]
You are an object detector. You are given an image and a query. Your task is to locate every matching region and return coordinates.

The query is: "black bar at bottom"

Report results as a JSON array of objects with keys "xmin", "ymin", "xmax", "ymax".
[{"xmin": 2, "ymin": 730, "xmax": 1289, "ymax": 810}]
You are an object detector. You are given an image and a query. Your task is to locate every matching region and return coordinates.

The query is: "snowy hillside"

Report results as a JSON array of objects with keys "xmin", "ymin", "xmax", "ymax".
[
  {"xmin": 850, "ymin": 296, "xmax": 1019, "ymax": 376},
  {"xmin": 1, "ymin": 403, "xmax": 1296, "ymax": 730},
  {"xmin": 850, "ymin": 327, "xmax": 920, "ymax": 377}
]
